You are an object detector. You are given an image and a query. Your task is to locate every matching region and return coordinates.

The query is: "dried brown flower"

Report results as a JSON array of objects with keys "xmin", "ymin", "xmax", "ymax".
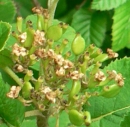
[
  {"xmin": 13, "ymin": 64, "xmax": 24, "ymax": 72},
  {"xmin": 41, "ymin": 86, "xmax": 56, "ymax": 103},
  {"xmin": 7, "ymin": 86, "xmax": 21, "ymax": 99},
  {"xmin": 115, "ymin": 73, "xmax": 124, "ymax": 86},
  {"xmin": 18, "ymin": 32, "xmax": 27, "ymax": 43},
  {"xmin": 56, "ymin": 67, "xmax": 65, "ymax": 76},
  {"xmin": 12, "ymin": 43, "xmax": 27, "ymax": 57},
  {"xmin": 63, "ymin": 60, "xmax": 74, "ymax": 69},
  {"xmin": 54, "ymin": 54, "xmax": 64, "ymax": 66},
  {"xmin": 107, "ymin": 48, "xmax": 118, "ymax": 58},
  {"xmin": 34, "ymin": 30, "xmax": 46, "ymax": 46},
  {"xmin": 47, "ymin": 49, "xmax": 55, "ymax": 58},
  {"xmin": 95, "ymin": 71, "xmax": 106, "ymax": 81},
  {"xmin": 107, "ymin": 70, "xmax": 117, "ymax": 79},
  {"xmin": 32, "ymin": 7, "xmax": 43, "ymax": 14},
  {"xmin": 35, "ymin": 48, "xmax": 47, "ymax": 58},
  {"xmin": 69, "ymin": 71, "xmax": 84, "ymax": 80}
]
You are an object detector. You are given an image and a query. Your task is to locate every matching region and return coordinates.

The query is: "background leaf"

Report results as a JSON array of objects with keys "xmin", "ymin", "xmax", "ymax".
[
  {"xmin": 120, "ymin": 112, "xmax": 130, "ymax": 127},
  {"xmin": 71, "ymin": 9, "xmax": 107, "ymax": 47},
  {"xmin": 0, "ymin": 76, "xmax": 25, "ymax": 126},
  {"xmin": 0, "ymin": 123, "xmax": 8, "ymax": 127},
  {"xmin": 83, "ymin": 58, "xmax": 130, "ymax": 127},
  {"xmin": 112, "ymin": 1, "xmax": 130, "ymax": 51},
  {"xmin": 0, "ymin": 0, "xmax": 16, "ymax": 22},
  {"xmin": 48, "ymin": 111, "xmax": 70, "ymax": 127},
  {"xmin": 21, "ymin": 118, "xmax": 37, "ymax": 127},
  {"xmin": 0, "ymin": 49, "xmax": 13, "ymax": 67},
  {"xmin": 0, "ymin": 22, "xmax": 11, "ymax": 51},
  {"xmin": 91, "ymin": 0, "xmax": 128, "ymax": 10}
]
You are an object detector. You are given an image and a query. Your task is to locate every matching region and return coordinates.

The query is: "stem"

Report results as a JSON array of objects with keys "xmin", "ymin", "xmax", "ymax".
[
  {"xmin": 48, "ymin": 0, "xmax": 59, "ymax": 26},
  {"xmin": 37, "ymin": 111, "xmax": 49, "ymax": 127},
  {"xmin": 25, "ymin": 110, "xmax": 44, "ymax": 117},
  {"xmin": 55, "ymin": 114, "xmax": 59, "ymax": 127},
  {"xmin": 1, "ymin": 66, "xmax": 23, "ymax": 87},
  {"xmin": 32, "ymin": 0, "xmax": 40, "ymax": 7}
]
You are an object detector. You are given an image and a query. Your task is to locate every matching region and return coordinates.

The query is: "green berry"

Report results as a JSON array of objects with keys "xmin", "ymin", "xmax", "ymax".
[
  {"xmin": 22, "ymin": 81, "xmax": 33, "ymax": 98},
  {"xmin": 100, "ymin": 84, "xmax": 122, "ymax": 98},
  {"xmin": 71, "ymin": 34, "xmax": 85, "ymax": 55},
  {"xmin": 83, "ymin": 111, "xmax": 91, "ymax": 126},
  {"xmin": 24, "ymin": 27, "xmax": 35, "ymax": 48},
  {"xmin": 94, "ymin": 54, "xmax": 108, "ymax": 62},
  {"xmin": 37, "ymin": 14, "xmax": 44, "ymax": 30},
  {"xmin": 69, "ymin": 80, "xmax": 81, "ymax": 101},
  {"xmin": 17, "ymin": 17, "xmax": 23, "ymax": 33},
  {"xmin": 46, "ymin": 24, "xmax": 63, "ymax": 41},
  {"xmin": 68, "ymin": 109, "xmax": 84, "ymax": 126}
]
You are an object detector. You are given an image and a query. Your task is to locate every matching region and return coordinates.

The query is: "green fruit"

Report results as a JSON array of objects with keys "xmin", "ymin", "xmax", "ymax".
[
  {"xmin": 24, "ymin": 27, "xmax": 35, "ymax": 48},
  {"xmin": 17, "ymin": 17, "xmax": 23, "ymax": 33},
  {"xmin": 68, "ymin": 109, "xmax": 84, "ymax": 126},
  {"xmin": 37, "ymin": 14, "xmax": 44, "ymax": 30},
  {"xmin": 100, "ymin": 84, "xmax": 122, "ymax": 98},
  {"xmin": 94, "ymin": 54, "xmax": 108, "ymax": 62},
  {"xmin": 83, "ymin": 111, "xmax": 91, "ymax": 126},
  {"xmin": 71, "ymin": 34, "xmax": 85, "ymax": 55},
  {"xmin": 22, "ymin": 81, "xmax": 33, "ymax": 98},
  {"xmin": 46, "ymin": 24, "xmax": 62, "ymax": 41},
  {"xmin": 69, "ymin": 80, "xmax": 81, "ymax": 101}
]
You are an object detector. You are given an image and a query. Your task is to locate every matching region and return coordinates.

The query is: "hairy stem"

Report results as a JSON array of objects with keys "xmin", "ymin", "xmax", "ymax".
[
  {"xmin": 1, "ymin": 66, "xmax": 23, "ymax": 87},
  {"xmin": 48, "ymin": 0, "xmax": 59, "ymax": 26}
]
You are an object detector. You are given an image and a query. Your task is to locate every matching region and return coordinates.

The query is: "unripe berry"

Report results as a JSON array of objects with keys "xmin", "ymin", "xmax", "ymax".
[
  {"xmin": 68, "ymin": 109, "xmax": 84, "ymax": 126},
  {"xmin": 69, "ymin": 80, "xmax": 81, "ymax": 101},
  {"xmin": 46, "ymin": 24, "xmax": 63, "ymax": 41},
  {"xmin": 71, "ymin": 34, "xmax": 85, "ymax": 55},
  {"xmin": 22, "ymin": 82, "xmax": 33, "ymax": 98},
  {"xmin": 99, "ymin": 84, "xmax": 123, "ymax": 98}
]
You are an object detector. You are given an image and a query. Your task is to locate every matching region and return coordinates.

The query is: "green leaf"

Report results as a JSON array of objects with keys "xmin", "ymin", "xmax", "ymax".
[
  {"xmin": 49, "ymin": 111, "xmax": 70, "ymax": 127},
  {"xmin": 21, "ymin": 118, "xmax": 37, "ymax": 127},
  {"xmin": 112, "ymin": 1, "xmax": 130, "ymax": 51},
  {"xmin": 0, "ymin": 77, "xmax": 25, "ymax": 126},
  {"xmin": 0, "ymin": 22, "xmax": 11, "ymax": 51},
  {"xmin": 83, "ymin": 58, "xmax": 130, "ymax": 126},
  {"xmin": 91, "ymin": 0, "xmax": 128, "ymax": 10},
  {"xmin": 0, "ymin": 123, "xmax": 8, "ymax": 127},
  {"xmin": 0, "ymin": 0, "xmax": 16, "ymax": 22},
  {"xmin": 13, "ymin": 0, "xmax": 33, "ymax": 18},
  {"xmin": 71, "ymin": 9, "xmax": 107, "ymax": 47},
  {"xmin": 120, "ymin": 112, "xmax": 130, "ymax": 127},
  {"xmin": 0, "ymin": 49, "xmax": 13, "ymax": 67}
]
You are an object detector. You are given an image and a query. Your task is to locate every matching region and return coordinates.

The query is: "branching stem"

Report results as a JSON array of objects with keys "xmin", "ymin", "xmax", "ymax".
[
  {"xmin": 48, "ymin": 0, "xmax": 59, "ymax": 26},
  {"xmin": 25, "ymin": 110, "xmax": 44, "ymax": 117}
]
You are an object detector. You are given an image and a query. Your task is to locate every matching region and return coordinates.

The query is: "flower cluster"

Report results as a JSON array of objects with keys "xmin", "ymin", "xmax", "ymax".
[{"xmin": 8, "ymin": 6, "xmax": 125, "ymax": 127}]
